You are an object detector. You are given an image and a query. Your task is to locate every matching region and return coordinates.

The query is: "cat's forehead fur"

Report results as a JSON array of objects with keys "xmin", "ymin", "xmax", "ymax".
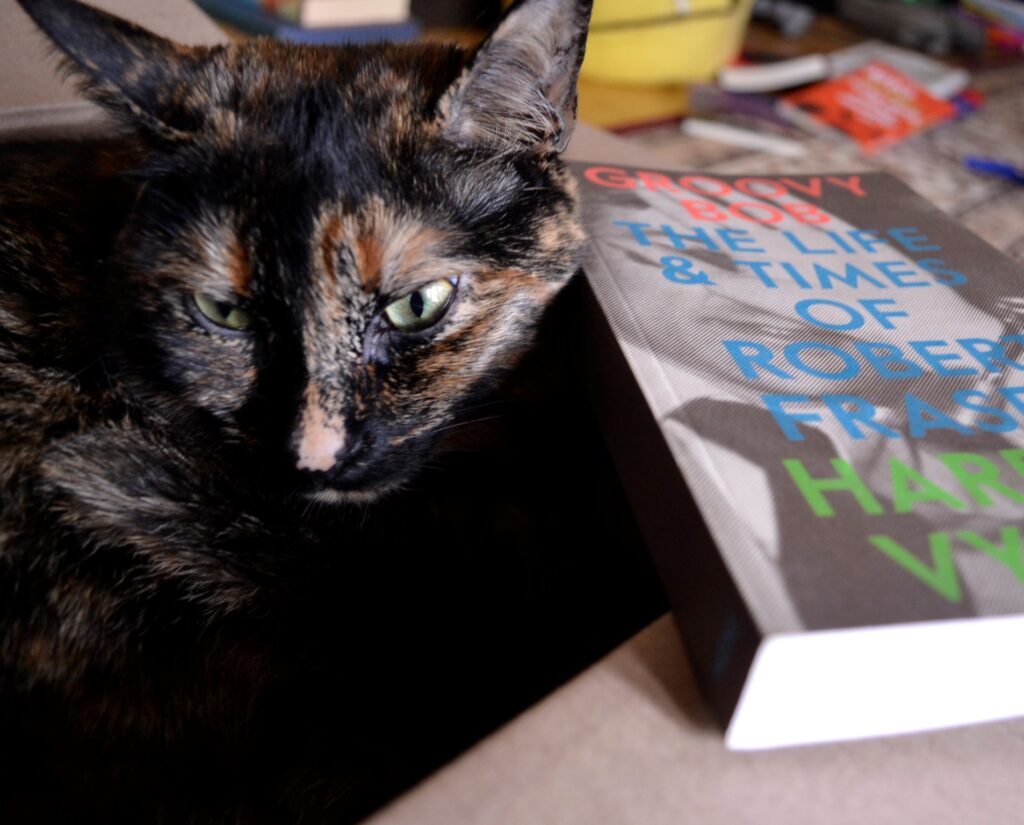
[
  {"xmin": 190, "ymin": 40, "xmax": 461, "ymax": 150},
  {"xmin": 150, "ymin": 39, "xmax": 576, "ymax": 296},
  {"xmin": 20, "ymin": 0, "xmax": 592, "ymax": 293}
]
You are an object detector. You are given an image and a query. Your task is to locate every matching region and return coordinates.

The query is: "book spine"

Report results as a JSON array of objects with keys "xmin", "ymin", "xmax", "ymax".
[
  {"xmin": 298, "ymin": 0, "xmax": 411, "ymax": 28},
  {"xmin": 275, "ymin": 19, "xmax": 422, "ymax": 44},
  {"xmin": 193, "ymin": 0, "xmax": 283, "ymax": 35},
  {"xmin": 578, "ymin": 279, "xmax": 763, "ymax": 729},
  {"xmin": 191, "ymin": 1, "xmax": 421, "ymax": 43},
  {"xmin": 264, "ymin": 0, "xmax": 301, "ymax": 24}
]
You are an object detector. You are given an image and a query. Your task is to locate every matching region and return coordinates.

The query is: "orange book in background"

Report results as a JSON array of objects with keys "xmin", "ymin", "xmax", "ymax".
[{"xmin": 780, "ymin": 61, "xmax": 957, "ymax": 154}]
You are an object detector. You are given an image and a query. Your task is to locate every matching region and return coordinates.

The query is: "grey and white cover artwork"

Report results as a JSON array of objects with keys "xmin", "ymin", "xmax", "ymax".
[{"xmin": 573, "ymin": 162, "xmax": 1024, "ymax": 634}]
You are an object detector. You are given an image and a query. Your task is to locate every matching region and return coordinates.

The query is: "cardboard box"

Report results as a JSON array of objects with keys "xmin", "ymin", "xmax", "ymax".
[{"xmin": 4, "ymin": 1, "xmax": 1024, "ymax": 822}]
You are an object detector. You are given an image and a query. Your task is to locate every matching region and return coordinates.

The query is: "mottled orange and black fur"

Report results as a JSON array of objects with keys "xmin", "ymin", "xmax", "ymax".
[{"xmin": 0, "ymin": 0, "xmax": 613, "ymax": 822}]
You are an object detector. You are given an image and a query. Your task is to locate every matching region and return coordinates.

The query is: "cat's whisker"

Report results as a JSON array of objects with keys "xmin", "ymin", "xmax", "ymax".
[{"xmin": 432, "ymin": 414, "xmax": 506, "ymax": 437}]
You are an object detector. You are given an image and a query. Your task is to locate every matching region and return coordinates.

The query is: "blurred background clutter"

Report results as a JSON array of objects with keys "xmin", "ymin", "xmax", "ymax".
[{"xmin": 192, "ymin": 0, "xmax": 1024, "ymax": 259}]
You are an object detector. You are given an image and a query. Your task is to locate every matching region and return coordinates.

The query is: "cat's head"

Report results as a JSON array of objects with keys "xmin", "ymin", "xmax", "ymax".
[{"xmin": 18, "ymin": 0, "xmax": 591, "ymax": 502}]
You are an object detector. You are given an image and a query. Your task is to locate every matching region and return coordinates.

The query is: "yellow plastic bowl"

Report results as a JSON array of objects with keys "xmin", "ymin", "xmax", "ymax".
[{"xmin": 580, "ymin": 0, "xmax": 755, "ymax": 85}]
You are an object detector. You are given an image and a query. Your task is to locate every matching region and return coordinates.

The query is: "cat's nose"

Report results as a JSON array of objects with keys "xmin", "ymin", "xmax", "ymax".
[
  {"xmin": 296, "ymin": 425, "xmax": 344, "ymax": 472},
  {"xmin": 295, "ymin": 414, "xmax": 370, "ymax": 479},
  {"xmin": 295, "ymin": 405, "xmax": 348, "ymax": 473}
]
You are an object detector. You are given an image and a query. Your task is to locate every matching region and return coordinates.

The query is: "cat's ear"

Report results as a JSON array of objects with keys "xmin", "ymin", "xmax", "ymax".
[
  {"xmin": 16, "ymin": 0, "xmax": 204, "ymax": 141},
  {"xmin": 438, "ymin": 0, "xmax": 592, "ymax": 156}
]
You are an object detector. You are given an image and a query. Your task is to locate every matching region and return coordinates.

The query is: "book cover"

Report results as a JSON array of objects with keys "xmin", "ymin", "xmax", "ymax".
[
  {"xmin": 571, "ymin": 160, "xmax": 1024, "ymax": 749},
  {"xmin": 780, "ymin": 61, "xmax": 957, "ymax": 154}
]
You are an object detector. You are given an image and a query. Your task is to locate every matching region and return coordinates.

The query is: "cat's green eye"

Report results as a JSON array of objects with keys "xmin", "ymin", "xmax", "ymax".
[
  {"xmin": 191, "ymin": 292, "xmax": 253, "ymax": 334},
  {"xmin": 384, "ymin": 279, "xmax": 456, "ymax": 332}
]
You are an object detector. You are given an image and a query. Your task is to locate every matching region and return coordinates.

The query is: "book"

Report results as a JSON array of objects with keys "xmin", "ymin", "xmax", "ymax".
[
  {"xmin": 571, "ymin": 160, "xmax": 1024, "ymax": 749},
  {"xmin": 259, "ymin": 0, "xmax": 410, "ymax": 28},
  {"xmin": 826, "ymin": 41, "xmax": 970, "ymax": 101},
  {"xmin": 779, "ymin": 61, "xmax": 957, "ymax": 154},
  {"xmin": 194, "ymin": 0, "xmax": 420, "ymax": 42},
  {"xmin": 682, "ymin": 85, "xmax": 810, "ymax": 158},
  {"xmin": 680, "ymin": 119, "xmax": 807, "ymax": 159},
  {"xmin": 718, "ymin": 40, "xmax": 970, "ymax": 98}
]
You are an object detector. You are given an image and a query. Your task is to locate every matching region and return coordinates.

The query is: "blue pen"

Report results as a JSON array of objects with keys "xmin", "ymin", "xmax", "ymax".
[{"xmin": 964, "ymin": 156, "xmax": 1024, "ymax": 185}]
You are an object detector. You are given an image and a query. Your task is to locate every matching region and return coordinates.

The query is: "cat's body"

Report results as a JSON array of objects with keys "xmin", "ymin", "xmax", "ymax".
[
  {"xmin": 0, "ymin": 1, "xmax": 619, "ymax": 821},
  {"xmin": 0, "ymin": 128, "xmax": 424, "ymax": 825}
]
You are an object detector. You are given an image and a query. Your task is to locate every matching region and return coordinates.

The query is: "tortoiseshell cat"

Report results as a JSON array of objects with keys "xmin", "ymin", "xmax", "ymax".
[{"xmin": 0, "ymin": 0, "xmax": 606, "ymax": 821}]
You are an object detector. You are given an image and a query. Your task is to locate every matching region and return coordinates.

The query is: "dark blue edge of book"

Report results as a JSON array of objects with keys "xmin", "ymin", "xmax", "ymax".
[{"xmin": 193, "ymin": 0, "xmax": 422, "ymax": 44}]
